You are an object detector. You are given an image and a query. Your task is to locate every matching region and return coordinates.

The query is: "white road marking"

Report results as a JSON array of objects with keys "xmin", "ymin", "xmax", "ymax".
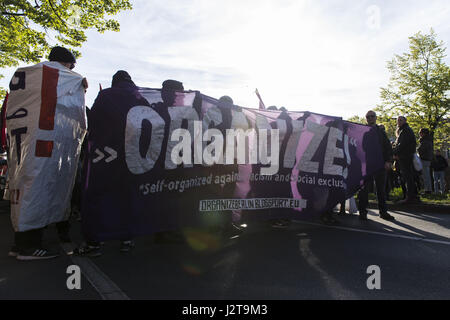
[
  {"xmin": 299, "ymin": 238, "xmax": 358, "ymax": 299},
  {"xmin": 293, "ymin": 220, "xmax": 450, "ymax": 246}
]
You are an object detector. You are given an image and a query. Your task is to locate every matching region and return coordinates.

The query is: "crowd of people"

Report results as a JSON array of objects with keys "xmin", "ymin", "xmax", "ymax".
[
  {"xmin": 2, "ymin": 46, "xmax": 448, "ymax": 259},
  {"xmin": 322, "ymin": 111, "xmax": 448, "ymax": 226}
]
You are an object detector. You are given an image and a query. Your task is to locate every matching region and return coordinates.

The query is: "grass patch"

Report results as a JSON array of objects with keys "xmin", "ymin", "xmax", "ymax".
[{"xmin": 366, "ymin": 188, "xmax": 450, "ymax": 205}]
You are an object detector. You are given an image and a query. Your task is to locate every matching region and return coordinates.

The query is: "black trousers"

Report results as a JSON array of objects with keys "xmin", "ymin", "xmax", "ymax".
[
  {"xmin": 14, "ymin": 228, "xmax": 44, "ymax": 250},
  {"xmin": 14, "ymin": 220, "xmax": 70, "ymax": 250},
  {"xmin": 358, "ymin": 169, "xmax": 388, "ymax": 214},
  {"xmin": 398, "ymin": 157, "xmax": 417, "ymax": 199}
]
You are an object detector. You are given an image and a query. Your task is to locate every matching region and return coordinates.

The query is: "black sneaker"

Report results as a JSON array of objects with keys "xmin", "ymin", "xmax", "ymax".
[
  {"xmin": 73, "ymin": 244, "xmax": 102, "ymax": 257},
  {"xmin": 222, "ymin": 223, "xmax": 245, "ymax": 239},
  {"xmin": 16, "ymin": 248, "xmax": 59, "ymax": 261},
  {"xmin": 271, "ymin": 219, "xmax": 291, "ymax": 228},
  {"xmin": 233, "ymin": 222, "xmax": 247, "ymax": 230},
  {"xmin": 320, "ymin": 214, "xmax": 339, "ymax": 225},
  {"xmin": 120, "ymin": 240, "xmax": 135, "ymax": 253},
  {"xmin": 8, "ymin": 246, "xmax": 20, "ymax": 257},
  {"xmin": 60, "ymin": 242, "xmax": 75, "ymax": 256},
  {"xmin": 380, "ymin": 213, "xmax": 396, "ymax": 221}
]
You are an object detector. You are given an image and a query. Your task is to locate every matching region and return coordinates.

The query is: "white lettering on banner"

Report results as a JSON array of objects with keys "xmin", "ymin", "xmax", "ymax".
[
  {"xmin": 93, "ymin": 147, "xmax": 117, "ymax": 164},
  {"xmin": 93, "ymin": 149, "xmax": 104, "ymax": 164},
  {"xmin": 165, "ymin": 107, "xmax": 199, "ymax": 169},
  {"xmin": 255, "ymin": 114, "xmax": 271, "ymax": 166},
  {"xmin": 123, "ymin": 106, "xmax": 352, "ymax": 178},
  {"xmin": 199, "ymin": 198, "xmax": 307, "ymax": 212},
  {"xmin": 343, "ymin": 134, "xmax": 351, "ymax": 179},
  {"xmin": 283, "ymin": 119, "xmax": 304, "ymax": 168},
  {"xmin": 298, "ymin": 121, "xmax": 329, "ymax": 173},
  {"xmin": 260, "ymin": 129, "xmax": 279, "ymax": 175},
  {"xmin": 323, "ymin": 127, "xmax": 344, "ymax": 176},
  {"xmin": 225, "ymin": 128, "xmax": 257, "ymax": 165},
  {"xmin": 203, "ymin": 128, "xmax": 224, "ymax": 166},
  {"xmin": 202, "ymin": 106, "xmax": 223, "ymax": 165},
  {"xmin": 171, "ymin": 129, "xmax": 192, "ymax": 166},
  {"xmin": 125, "ymin": 106, "xmax": 165, "ymax": 174},
  {"xmin": 7, "ymin": 71, "xmax": 29, "ymax": 166},
  {"xmin": 169, "ymin": 125, "xmax": 280, "ymax": 175},
  {"xmin": 276, "ymin": 118, "xmax": 287, "ymax": 151}
]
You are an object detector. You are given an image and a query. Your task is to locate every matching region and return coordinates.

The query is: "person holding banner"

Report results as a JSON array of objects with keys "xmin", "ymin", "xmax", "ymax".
[
  {"xmin": 357, "ymin": 110, "xmax": 395, "ymax": 221},
  {"xmin": 151, "ymin": 79, "xmax": 199, "ymax": 244},
  {"xmin": 8, "ymin": 46, "xmax": 88, "ymax": 260},
  {"xmin": 75, "ymin": 70, "xmax": 140, "ymax": 257},
  {"xmin": 153, "ymin": 79, "xmax": 184, "ymax": 112},
  {"xmin": 214, "ymin": 96, "xmax": 247, "ymax": 237}
]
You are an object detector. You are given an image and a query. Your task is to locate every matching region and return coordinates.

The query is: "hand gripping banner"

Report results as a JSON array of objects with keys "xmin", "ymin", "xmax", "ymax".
[
  {"xmin": 82, "ymin": 86, "xmax": 384, "ymax": 241},
  {"xmin": 6, "ymin": 62, "xmax": 87, "ymax": 232}
]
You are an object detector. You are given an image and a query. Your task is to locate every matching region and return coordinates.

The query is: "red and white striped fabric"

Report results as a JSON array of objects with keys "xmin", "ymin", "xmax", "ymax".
[{"xmin": 6, "ymin": 61, "xmax": 87, "ymax": 232}]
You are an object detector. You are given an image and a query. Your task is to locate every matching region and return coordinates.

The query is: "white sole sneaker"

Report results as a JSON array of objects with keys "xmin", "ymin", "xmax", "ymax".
[
  {"xmin": 8, "ymin": 251, "xmax": 19, "ymax": 257},
  {"xmin": 16, "ymin": 249, "xmax": 59, "ymax": 261}
]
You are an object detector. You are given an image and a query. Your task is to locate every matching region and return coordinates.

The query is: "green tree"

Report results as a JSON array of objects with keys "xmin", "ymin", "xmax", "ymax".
[
  {"xmin": 346, "ymin": 115, "xmax": 365, "ymax": 124},
  {"xmin": 0, "ymin": 0, "xmax": 132, "ymax": 99},
  {"xmin": 375, "ymin": 114, "xmax": 397, "ymax": 142},
  {"xmin": 377, "ymin": 29, "xmax": 450, "ymax": 149}
]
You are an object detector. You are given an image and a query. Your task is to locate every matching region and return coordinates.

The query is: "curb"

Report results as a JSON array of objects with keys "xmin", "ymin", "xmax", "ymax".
[{"xmin": 368, "ymin": 200, "xmax": 450, "ymax": 214}]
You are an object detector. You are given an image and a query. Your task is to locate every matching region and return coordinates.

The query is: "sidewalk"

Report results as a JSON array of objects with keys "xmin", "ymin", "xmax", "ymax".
[
  {"xmin": 0, "ymin": 201, "xmax": 99, "ymax": 299},
  {"xmin": 368, "ymin": 199, "xmax": 450, "ymax": 214}
]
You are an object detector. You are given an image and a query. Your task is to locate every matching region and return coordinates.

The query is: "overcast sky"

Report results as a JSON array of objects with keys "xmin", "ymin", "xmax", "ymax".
[{"xmin": 1, "ymin": 0, "xmax": 449, "ymax": 119}]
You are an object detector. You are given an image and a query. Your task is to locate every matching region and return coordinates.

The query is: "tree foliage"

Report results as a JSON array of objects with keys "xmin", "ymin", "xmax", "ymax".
[
  {"xmin": 346, "ymin": 115, "xmax": 365, "ymax": 124},
  {"xmin": 0, "ymin": 0, "xmax": 132, "ymax": 99},
  {"xmin": 376, "ymin": 29, "xmax": 450, "ymax": 151}
]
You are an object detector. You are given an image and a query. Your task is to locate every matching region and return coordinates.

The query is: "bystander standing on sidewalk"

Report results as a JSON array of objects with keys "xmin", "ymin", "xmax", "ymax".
[
  {"xmin": 393, "ymin": 116, "xmax": 419, "ymax": 204},
  {"xmin": 417, "ymin": 128, "xmax": 433, "ymax": 194},
  {"xmin": 431, "ymin": 150, "xmax": 448, "ymax": 195},
  {"xmin": 357, "ymin": 110, "xmax": 395, "ymax": 221}
]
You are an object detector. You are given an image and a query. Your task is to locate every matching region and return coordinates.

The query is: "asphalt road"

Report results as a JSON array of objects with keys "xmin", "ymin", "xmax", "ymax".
[{"xmin": 1, "ymin": 200, "xmax": 449, "ymax": 300}]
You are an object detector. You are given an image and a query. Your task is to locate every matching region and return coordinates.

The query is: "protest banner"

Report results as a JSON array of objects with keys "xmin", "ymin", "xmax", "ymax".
[
  {"xmin": 6, "ymin": 62, "xmax": 87, "ymax": 232},
  {"xmin": 82, "ymin": 87, "xmax": 383, "ymax": 241}
]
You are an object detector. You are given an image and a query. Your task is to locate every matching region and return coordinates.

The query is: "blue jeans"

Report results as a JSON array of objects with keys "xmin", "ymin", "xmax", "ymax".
[
  {"xmin": 421, "ymin": 160, "xmax": 432, "ymax": 192},
  {"xmin": 433, "ymin": 171, "xmax": 446, "ymax": 194}
]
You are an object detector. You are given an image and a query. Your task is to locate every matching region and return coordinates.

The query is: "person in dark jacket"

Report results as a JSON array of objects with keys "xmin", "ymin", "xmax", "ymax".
[
  {"xmin": 431, "ymin": 150, "xmax": 448, "ymax": 194},
  {"xmin": 417, "ymin": 128, "xmax": 433, "ymax": 194},
  {"xmin": 75, "ymin": 70, "xmax": 139, "ymax": 257},
  {"xmin": 393, "ymin": 116, "xmax": 418, "ymax": 203},
  {"xmin": 357, "ymin": 110, "xmax": 395, "ymax": 221}
]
